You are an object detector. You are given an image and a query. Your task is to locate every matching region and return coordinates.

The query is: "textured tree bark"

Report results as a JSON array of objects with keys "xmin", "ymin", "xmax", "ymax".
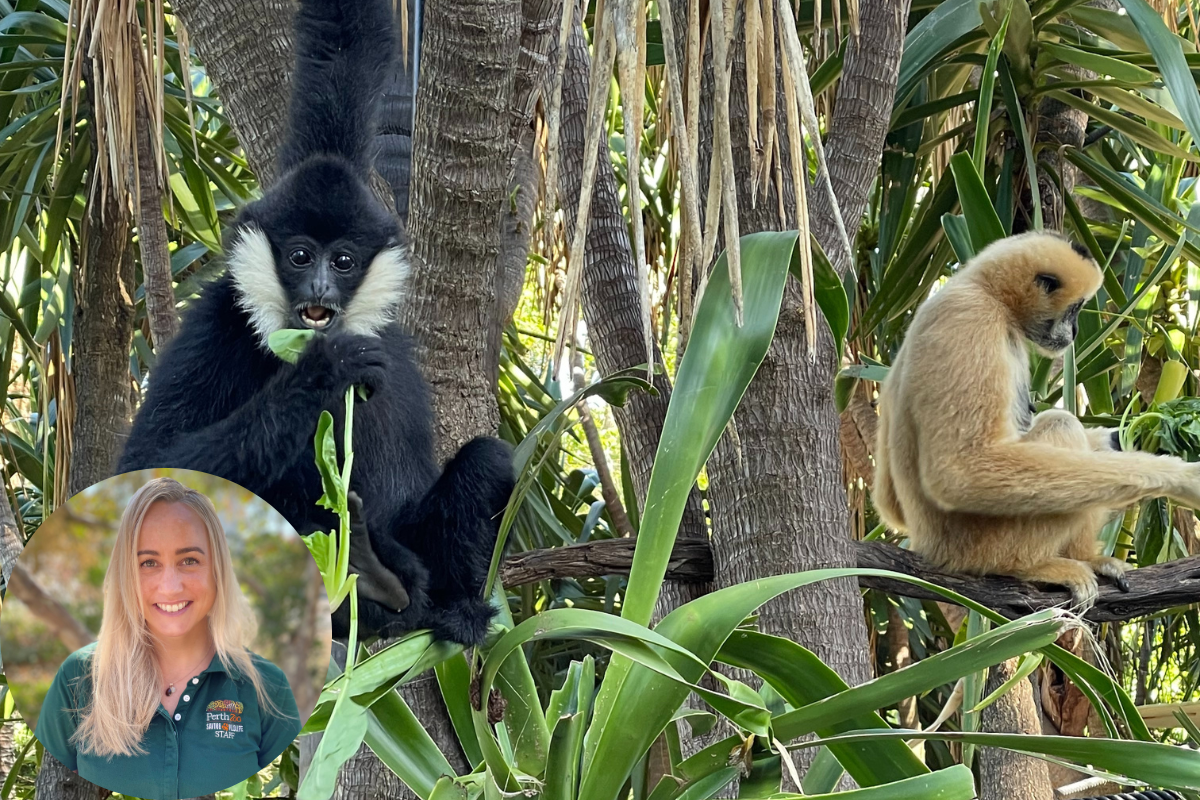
[
  {"xmin": 70, "ymin": 173, "xmax": 135, "ymax": 497},
  {"xmin": 33, "ymin": 753, "xmax": 109, "ymax": 800},
  {"xmin": 402, "ymin": 0, "xmax": 522, "ymax": 440},
  {"xmin": 554, "ymin": 16, "xmax": 709, "ymax": 545},
  {"xmin": 978, "ymin": 660, "xmax": 1054, "ymax": 800},
  {"xmin": 0, "ymin": 488, "xmax": 22, "ymax": 590},
  {"xmin": 168, "ymin": 0, "xmax": 292, "ymax": 185},
  {"xmin": 135, "ymin": 60, "xmax": 179, "ymax": 351}
]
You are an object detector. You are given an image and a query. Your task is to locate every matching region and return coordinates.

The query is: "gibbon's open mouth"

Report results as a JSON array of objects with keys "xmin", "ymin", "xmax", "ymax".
[{"xmin": 299, "ymin": 305, "xmax": 337, "ymax": 330}]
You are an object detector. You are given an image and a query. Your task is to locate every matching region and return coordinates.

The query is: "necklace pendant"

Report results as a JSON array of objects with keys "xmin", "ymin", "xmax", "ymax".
[{"xmin": 166, "ymin": 686, "xmax": 174, "ymax": 697}]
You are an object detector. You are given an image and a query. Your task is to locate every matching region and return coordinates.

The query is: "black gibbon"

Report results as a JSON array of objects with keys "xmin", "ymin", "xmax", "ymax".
[
  {"xmin": 118, "ymin": 0, "xmax": 514, "ymax": 646},
  {"xmin": 875, "ymin": 231, "xmax": 1200, "ymax": 607}
]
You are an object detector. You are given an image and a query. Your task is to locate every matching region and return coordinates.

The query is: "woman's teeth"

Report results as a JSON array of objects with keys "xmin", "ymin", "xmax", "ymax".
[{"xmin": 156, "ymin": 601, "xmax": 190, "ymax": 613}]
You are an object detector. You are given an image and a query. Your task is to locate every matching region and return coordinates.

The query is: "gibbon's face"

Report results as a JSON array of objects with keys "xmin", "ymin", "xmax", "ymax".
[
  {"xmin": 136, "ymin": 501, "xmax": 216, "ymax": 645},
  {"xmin": 989, "ymin": 234, "xmax": 1103, "ymax": 355},
  {"xmin": 228, "ymin": 156, "xmax": 409, "ymax": 344}
]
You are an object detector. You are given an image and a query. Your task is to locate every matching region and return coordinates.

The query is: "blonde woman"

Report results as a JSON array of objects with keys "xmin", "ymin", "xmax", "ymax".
[{"xmin": 36, "ymin": 478, "xmax": 301, "ymax": 799}]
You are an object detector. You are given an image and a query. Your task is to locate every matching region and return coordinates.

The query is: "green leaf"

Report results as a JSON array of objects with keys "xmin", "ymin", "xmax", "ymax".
[
  {"xmin": 313, "ymin": 410, "xmax": 343, "ymax": 513},
  {"xmin": 622, "ymin": 231, "xmax": 794, "ymax": 627},
  {"xmin": 363, "ymin": 689, "xmax": 458, "ymax": 799},
  {"xmin": 897, "ymin": 0, "xmax": 983, "ymax": 105},
  {"xmin": 767, "ymin": 610, "xmax": 1064, "ymax": 742},
  {"xmin": 786, "ymin": 730, "xmax": 1200, "ymax": 792},
  {"xmin": 773, "ymin": 766, "xmax": 976, "ymax": 800},
  {"xmin": 1044, "ymin": 89, "xmax": 1195, "ymax": 161},
  {"xmin": 792, "ymin": 237, "xmax": 849, "ymax": 362},
  {"xmin": 948, "ymin": 153, "xmax": 1005, "ymax": 251},
  {"xmin": 268, "ymin": 328, "xmax": 315, "ymax": 364},
  {"xmin": 435, "ymin": 653, "xmax": 484, "ymax": 768},
  {"xmin": 1038, "ymin": 41, "xmax": 1157, "ymax": 84},
  {"xmin": 1117, "ymin": 0, "xmax": 1200, "ymax": 151},
  {"xmin": 297, "ymin": 690, "xmax": 370, "ymax": 800},
  {"xmin": 719, "ymin": 630, "xmax": 928, "ymax": 786},
  {"xmin": 973, "ymin": 7, "xmax": 1008, "ymax": 172}
]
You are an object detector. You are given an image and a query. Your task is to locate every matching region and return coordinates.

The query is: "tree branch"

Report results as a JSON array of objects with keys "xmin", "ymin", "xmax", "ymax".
[{"xmin": 500, "ymin": 539, "xmax": 1200, "ymax": 624}]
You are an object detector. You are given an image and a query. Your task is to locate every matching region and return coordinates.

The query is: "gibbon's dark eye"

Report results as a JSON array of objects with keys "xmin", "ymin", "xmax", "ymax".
[
  {"xmin": 332, "ymin": 254, "xmax": 356, "ymax": 272},
  {"xmin": 1035, "ymin": 273, "xmax": 1062, "ymax": 293},
  {"xmin": 289, "ymin": 248, "xmax": 314, "ymax": 267}
]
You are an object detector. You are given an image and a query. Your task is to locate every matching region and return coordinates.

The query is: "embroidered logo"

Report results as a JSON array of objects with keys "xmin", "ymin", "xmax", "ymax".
[{"xmin": 205, "ymin": 699, "xmax": 245, "ymax": 739}]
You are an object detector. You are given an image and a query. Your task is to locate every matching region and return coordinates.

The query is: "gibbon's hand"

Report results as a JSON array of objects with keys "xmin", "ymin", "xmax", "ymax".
[{"xmin": 296, "ymin": 333, "xmax": 388, "ymax": 397}]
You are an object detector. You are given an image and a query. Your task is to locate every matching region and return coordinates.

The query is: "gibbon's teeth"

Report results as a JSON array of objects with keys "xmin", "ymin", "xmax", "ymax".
[
  {"xmin": 300, "ymin": 305, "xmax": 334, "ymax": 329},
  {"xmin": 155, "ymin": 601, "xmax": 190, "ymax": 614}
]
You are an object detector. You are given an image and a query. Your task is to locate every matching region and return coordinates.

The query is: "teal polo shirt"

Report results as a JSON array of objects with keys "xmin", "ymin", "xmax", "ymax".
[{"xmin": 36, "ymin": 642, "xmax": 301, "ymax": 799}]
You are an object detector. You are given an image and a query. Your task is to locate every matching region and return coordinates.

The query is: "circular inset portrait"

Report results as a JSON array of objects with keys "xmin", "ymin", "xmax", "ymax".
[{"xmin": 0, "ymin": 469, "xmax": 330, "ymax": 799}]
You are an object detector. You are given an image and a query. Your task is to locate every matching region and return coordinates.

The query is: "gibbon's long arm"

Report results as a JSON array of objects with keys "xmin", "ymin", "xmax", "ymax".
[
  {"xmin": 276, "ymin": 0, "xmax": 395, "ymax": 173},
  {"xmin": 919, "ymin": 442, "xmax": 1200, "ymax": 517}
]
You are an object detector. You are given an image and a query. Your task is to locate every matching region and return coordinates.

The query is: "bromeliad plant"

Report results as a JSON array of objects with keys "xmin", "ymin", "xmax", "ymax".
[{"xmin": 294, "ymin": 235, "xmax": 1200, "ymax": 800}]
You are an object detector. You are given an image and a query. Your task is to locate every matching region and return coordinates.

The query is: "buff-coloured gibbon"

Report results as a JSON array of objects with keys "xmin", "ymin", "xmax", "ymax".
[{"xmin": 874, "ymin": 231, "xmax": 1200, "ymax": 606}]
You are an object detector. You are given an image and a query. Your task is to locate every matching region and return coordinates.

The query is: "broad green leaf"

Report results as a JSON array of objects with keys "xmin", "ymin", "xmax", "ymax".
[
  {"xmin": 774, "ymin": 766, "xmax": 976, "ymax": 800},
  {"xmin": 948, "ymin": 153, "xmax": 1004, "ymax": 251},
  {"xmin": 1045, "ymin": 89, "xmax": 1195, "ymax": 161},
  {"xmin": 719, "ymin": 630, "xmax": 928, "ymax": 786},
  {"xmin": 897, "ymin": 0, "xmax": 983, "ymax": 104},
  {"xmin": 767, "ymin": 610, "xmax": 1064, "ymax": 742},
  {"xmin": 313, "ymin": 410, "xmax": 342, "ymax": 513},
  {"xmin": 792, "ymin": 237, "xmax": 849, "ymax": 362},
  {"xmin": 622, "ymin": 231, "xmax": 794, "ymax": 627},
  {"xmin": 298, "ymin": 691, "xmax": 369, "ymax": 800},
  {"xmin": 435, "ymin": 653, "xmax": 483, "ymax": 767},
  {"xmin": 941, "ymin": 213, "xmax": 974, "ymax": 263},
  {"xmin": 1039, "ymin": 41, "xmax": 1156, "ymax": 84},
  {"xmin": 363, "ymin": 689, "xmax": 457, "ymax": 799},
  {"xmin": 268, "ymin": 328, "xmax": 315, "ymax": 364},
  {"xmin": 1117, "ymin": 0, "xmax": 1200, "ymax": 151},
  {"xmin": 1066, "ymin": 6, "xmax": 1150, "ymax": 51},
  {"xmin": 785, "ymin": 730, "xmax": 1200, "ymax": 792}
]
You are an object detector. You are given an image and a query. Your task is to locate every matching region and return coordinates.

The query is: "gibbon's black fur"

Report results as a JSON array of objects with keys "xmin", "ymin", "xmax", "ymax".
[{"xmin": 118, "ymin": 0, "xmax": 514, "ymax": 646}]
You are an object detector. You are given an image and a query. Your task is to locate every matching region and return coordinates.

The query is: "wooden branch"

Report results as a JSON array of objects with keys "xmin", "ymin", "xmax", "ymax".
[{"xmin": 499, "ymin": 539, "xmax": 1200, "ymax": 623}]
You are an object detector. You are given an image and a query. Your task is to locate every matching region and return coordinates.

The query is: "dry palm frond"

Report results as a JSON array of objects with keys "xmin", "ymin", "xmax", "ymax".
[
  {"xmin": 656, "ymin": 0, "xmax": 703, "ymax": 347},
  {"xmin": 846, "ymin": 0, "xmax": 861, "ymax": 40},
  {"xmin": 553, "ymin": 5, "xmax": 617, "ymax": 373},
  {"xmin": 778, "ymin": 23, "xmax": 816, "ymax": 359},
  {"xmin": 61, "ymin": 0, "xmax": 170, "ymax": 217},
  {"xmin": 757, "ymin": 0, "xmax": 777, "ymax": 204},
  {"xmin": 613, "ymin": 0, "xmax": 654, "ymax": 379},
  {"xmin": 778, "ymin": 0, "xmax": 853, "ymax": 272},
  {"xmin": 708, "ymin": 0, "xmax": 742, "ymax": 326},
  {"xmin": 745, "ymin": 0, "xmax": 762, "ymax": 206}
]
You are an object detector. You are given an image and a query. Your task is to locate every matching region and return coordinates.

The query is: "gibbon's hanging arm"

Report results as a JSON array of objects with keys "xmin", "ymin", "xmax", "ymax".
[{"xmin": 498, "ymin": 538, "xmax": 1200, "ymax": 624}]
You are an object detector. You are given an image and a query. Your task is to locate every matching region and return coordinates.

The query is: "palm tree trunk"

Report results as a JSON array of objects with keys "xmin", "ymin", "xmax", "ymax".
[
  {"xmin": 168, "ymin": 0, "xmax": 291, "ymax": 185},
  {"xmin": 135, "ymin": 59, "xmax": 179, "ymax": 351},
  {"xmin": 70, "ymin": 146, "xmax": 135, "ymax": 497}
]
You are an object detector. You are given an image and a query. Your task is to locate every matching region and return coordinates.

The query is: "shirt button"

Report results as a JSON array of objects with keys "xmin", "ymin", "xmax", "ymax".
[
  {"xmin": 174, "ymin": 713, "xmax": 180, "ymax": 721},
  {"xmin": 192, "ymin": 678, "xmax": 198, "ymax": 684},
  {"xmin": 183, "ymin": 695, "xmax": 190, "ymax": 702}
]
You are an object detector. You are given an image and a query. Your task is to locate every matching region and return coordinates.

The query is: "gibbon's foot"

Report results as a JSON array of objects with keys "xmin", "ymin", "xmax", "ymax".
[
  {"xmin": 1015, "ymin": 557, "xmax": 1099, "ymax": 611},
  {"xmin": 1089, "ymin": 555, "xmax": 1131, "ymax": 593},
  {"xmin": 346, "ymin": 490, "xmax": 412, "ymax": 612},
  {"xmin": 425, "ymin": 598, "xmax": 497, "ymax": 647}
]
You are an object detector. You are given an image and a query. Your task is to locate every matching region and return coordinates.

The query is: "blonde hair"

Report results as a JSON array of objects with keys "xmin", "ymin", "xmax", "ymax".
[{"xmin": 73, "ymin": 477, "xmax": 284, "ymax": 756}]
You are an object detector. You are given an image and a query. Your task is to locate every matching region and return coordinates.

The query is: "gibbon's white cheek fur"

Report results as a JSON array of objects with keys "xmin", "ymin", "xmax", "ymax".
[
  {"xmin": 227, "ymin": 226, "xmax": 290, "ymax": 346},
  {"xmin": 342, "ymin": 246, "xmax": 410, "ymax": 336}
]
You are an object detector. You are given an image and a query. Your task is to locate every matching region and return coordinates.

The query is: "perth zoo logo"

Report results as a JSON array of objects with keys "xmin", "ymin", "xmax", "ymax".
[{"xmin": 205, "ymin": 699, "xmax": 245, "ymax": 739}]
